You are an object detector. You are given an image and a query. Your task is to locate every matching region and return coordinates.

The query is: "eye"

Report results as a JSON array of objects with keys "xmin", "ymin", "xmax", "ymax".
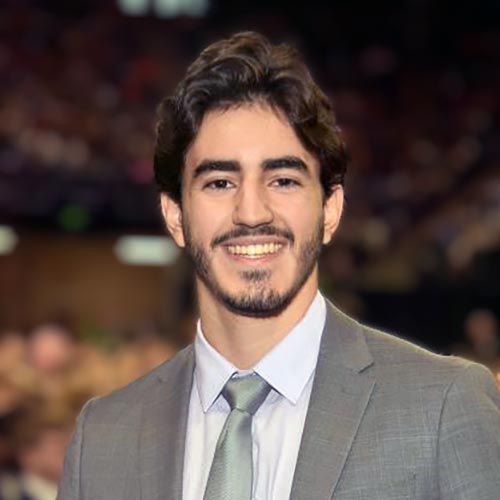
[
  {"xmin": 204, "ymin": 179, "xmax": 235, "ymax": 190},
  {"xmin": 270, "ymin": 177, "xmax": 301, "ymax": 188}
]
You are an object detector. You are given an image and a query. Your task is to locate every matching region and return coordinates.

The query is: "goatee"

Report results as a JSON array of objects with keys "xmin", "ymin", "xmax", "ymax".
[{"xmin": 182, "ymin": 219, "xmax": 324, "ymax": 318}]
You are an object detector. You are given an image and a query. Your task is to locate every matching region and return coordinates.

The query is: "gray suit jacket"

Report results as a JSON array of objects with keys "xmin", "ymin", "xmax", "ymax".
[{"xmin": 57, "ymin": 302, "xmax": 500, "ymax": 499}]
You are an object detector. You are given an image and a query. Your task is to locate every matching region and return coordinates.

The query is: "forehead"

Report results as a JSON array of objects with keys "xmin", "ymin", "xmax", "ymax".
[{"xmin": 184, "ymin": 103, "xmax": 319, "ymax": 175}]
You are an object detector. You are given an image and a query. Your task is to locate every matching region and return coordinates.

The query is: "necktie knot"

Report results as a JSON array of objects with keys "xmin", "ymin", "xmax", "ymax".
[{"xmin": 222, "ymin": 374, "xmax": 271, "ymax": 415}]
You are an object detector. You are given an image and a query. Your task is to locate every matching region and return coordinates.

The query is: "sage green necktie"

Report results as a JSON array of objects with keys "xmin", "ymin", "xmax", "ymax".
[{"xmin": 203, "ymin": 374, "xmax": 271, "ymax": 500}]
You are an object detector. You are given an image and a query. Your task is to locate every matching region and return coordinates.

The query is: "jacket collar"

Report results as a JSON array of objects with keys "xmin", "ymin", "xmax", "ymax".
[
  {"xmin": 139, "ymin": 346, "xmax": 194, "ymax": 500},
  {"xmin": 289, "ymin": 300, "xmax": 375, "ymax": 500}
]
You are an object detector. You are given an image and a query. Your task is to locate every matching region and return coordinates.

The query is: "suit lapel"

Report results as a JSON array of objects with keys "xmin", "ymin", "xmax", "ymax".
[
  {"xmin": 290, "ymin": 302, "xmax": 375, "ymax": 500},
  {"xmin": 139, "ymin": 346, "xmax": 194, "ymax": 500}
]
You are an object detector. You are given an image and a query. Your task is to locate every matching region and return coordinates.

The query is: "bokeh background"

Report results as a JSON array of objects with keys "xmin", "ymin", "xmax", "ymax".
[{"xmin": 1, "ymin": 0, "xmax": 499, "ymax": 497}]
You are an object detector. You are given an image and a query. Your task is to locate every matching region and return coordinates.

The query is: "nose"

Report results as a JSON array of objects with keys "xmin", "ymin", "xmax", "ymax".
[{"xmin": 232, "ymin": 181, "xmax": 273, "ymax": 227}]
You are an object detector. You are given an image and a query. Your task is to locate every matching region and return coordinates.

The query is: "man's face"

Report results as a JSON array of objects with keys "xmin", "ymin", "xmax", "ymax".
[{"xmin": 163, "ymin": 103, "xmax": 342, "ymax": 317}]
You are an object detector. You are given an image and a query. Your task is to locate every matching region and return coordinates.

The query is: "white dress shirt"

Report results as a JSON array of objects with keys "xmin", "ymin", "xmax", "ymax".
[{"xmin": 182, "ymin": 292, "xmax": 326, "ymax": 500}]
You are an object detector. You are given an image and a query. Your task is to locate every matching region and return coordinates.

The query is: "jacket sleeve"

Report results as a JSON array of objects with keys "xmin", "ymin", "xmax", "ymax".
[
  {"xmin": 438, "ymin": 362, "xmax": 500, "ymax": 498},
  {"xmin": 57, "ymin": 397, "xmax": 98, "ymax": 500}
]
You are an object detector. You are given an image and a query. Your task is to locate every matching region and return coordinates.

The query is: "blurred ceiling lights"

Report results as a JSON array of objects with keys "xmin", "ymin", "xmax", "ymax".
[
  {"xmin": 0, "ymin": 226, "xmax": 18, "ymax": 256},
  {"xmin": 117, "ymin": 0, "xmax": 209, "ymax": 18},
  {"xmin": 114, "ymin": 235, "xmax": 181, "ymax": 266}
]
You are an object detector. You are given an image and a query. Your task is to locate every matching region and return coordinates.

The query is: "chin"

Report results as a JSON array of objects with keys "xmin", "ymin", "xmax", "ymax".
[
  {"xmin": 214, "ymin": 281, "xmax": 299, "ymax": 318},
  {"xmin": 221, "ymin": 296, "xmax": 293, "ymax": 318}
]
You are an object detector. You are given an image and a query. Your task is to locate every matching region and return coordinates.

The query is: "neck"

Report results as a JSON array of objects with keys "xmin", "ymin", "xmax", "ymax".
[{"xmin": 197, "ymin": 273, "xmax": 318, "ymax": 369}]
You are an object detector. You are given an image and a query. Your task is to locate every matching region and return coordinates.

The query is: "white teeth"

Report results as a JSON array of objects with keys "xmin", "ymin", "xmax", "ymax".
[{"xmin": 227, "ymin": 243, "xmax": 283, "ymax": 257}]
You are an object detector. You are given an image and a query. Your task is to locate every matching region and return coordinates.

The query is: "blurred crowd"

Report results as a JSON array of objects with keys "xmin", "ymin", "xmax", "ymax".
[
  {"xmin": 452, "ymin": 308, "xmax": 500, "ymax": 381},
  {"xmin": 0, "ymin": 323, "xmax": 176, "ymax": 500}
]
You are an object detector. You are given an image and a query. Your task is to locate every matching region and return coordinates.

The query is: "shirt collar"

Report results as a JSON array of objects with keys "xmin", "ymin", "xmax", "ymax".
[
  {"xmin": 194, "ymin": 324, "xmax": 238, "ymax": 412},
  {"xmin": 194, "ymin": 292, "xmax": 326, "ymax": 411}
]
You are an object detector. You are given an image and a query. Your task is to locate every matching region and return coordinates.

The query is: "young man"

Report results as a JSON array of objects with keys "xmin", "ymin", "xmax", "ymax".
[{"xmin": 58, "ymin": 32, "xmax": 500, "ymax": 500}]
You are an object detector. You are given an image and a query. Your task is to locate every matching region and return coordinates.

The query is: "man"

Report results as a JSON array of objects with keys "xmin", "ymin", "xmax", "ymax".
[{"xmin": 57, "ymin": 32, "xmax": 500, "ymax": 500}]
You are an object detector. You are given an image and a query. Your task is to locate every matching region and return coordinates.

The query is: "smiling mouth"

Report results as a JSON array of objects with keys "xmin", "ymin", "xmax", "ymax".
[{"xmin": 226, "ymin": 243, "xmax": 284, "ymax": 258}]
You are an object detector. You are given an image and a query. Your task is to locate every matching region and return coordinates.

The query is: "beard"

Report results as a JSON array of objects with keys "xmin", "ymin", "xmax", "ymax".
[{"xmin": 182, "ymin": 218, "xmax": 323, "ymax": 318}]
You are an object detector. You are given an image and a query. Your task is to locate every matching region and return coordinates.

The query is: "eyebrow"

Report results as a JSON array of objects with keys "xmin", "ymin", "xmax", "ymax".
[
  {"xmin": 262, "ymin": 156, "xmax": 310, "ymax": 175},
  {"xmin": 192, "ymin": 156, "xmax": 311, "ymax": 179},
  {"xmin": 192, "ymin": 160, "xmax": 240, "ymax": 179}
]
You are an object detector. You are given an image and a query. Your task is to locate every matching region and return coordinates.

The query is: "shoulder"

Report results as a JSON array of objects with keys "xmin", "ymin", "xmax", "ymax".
[
  {"xmin": 359, "ymin": 321, "xmax": 499, "ymax": 402},
  {"xmin": 81, "ymin": 344, "xmax": 194, "ymax": 424},
  {"xmin": 324, "ymin": 299, "xmax": 489, "ymax": 386},
  {"xmin": 364, "ymin": 324, "xmax": 467, "ymax": 371},
  {"xmin": 352, "ymin": 318, "xmax": 500, "ymax": 457}
]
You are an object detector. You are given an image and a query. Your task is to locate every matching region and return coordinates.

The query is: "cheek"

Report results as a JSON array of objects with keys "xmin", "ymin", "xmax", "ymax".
[
  {"xmin": 187, "ymin": 205, "xmax": 226, "ymax": 245},
  {"xmin": 283, "ymin": 201, "xmax": 323, "ymax": 231}
]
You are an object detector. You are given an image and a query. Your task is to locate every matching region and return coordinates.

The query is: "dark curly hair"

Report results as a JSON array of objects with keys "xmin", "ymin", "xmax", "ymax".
[{"xmin": 154, "ymin": 31, "xmax": 348, "ymax": 204}]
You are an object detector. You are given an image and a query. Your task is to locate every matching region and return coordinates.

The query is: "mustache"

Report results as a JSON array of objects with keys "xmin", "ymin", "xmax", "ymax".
[{"xmin": 211, "ymin": 225, "xmax": 295, "ymax": 248}]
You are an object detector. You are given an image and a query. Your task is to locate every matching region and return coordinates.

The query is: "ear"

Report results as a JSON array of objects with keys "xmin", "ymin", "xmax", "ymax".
[
  {"xmin": 323, "ymin": 185, "xmax": 344, "ymax": 244},
  {"xmin": 160, "ymin": 194, "xmax": 185, "ymax": 248}
]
